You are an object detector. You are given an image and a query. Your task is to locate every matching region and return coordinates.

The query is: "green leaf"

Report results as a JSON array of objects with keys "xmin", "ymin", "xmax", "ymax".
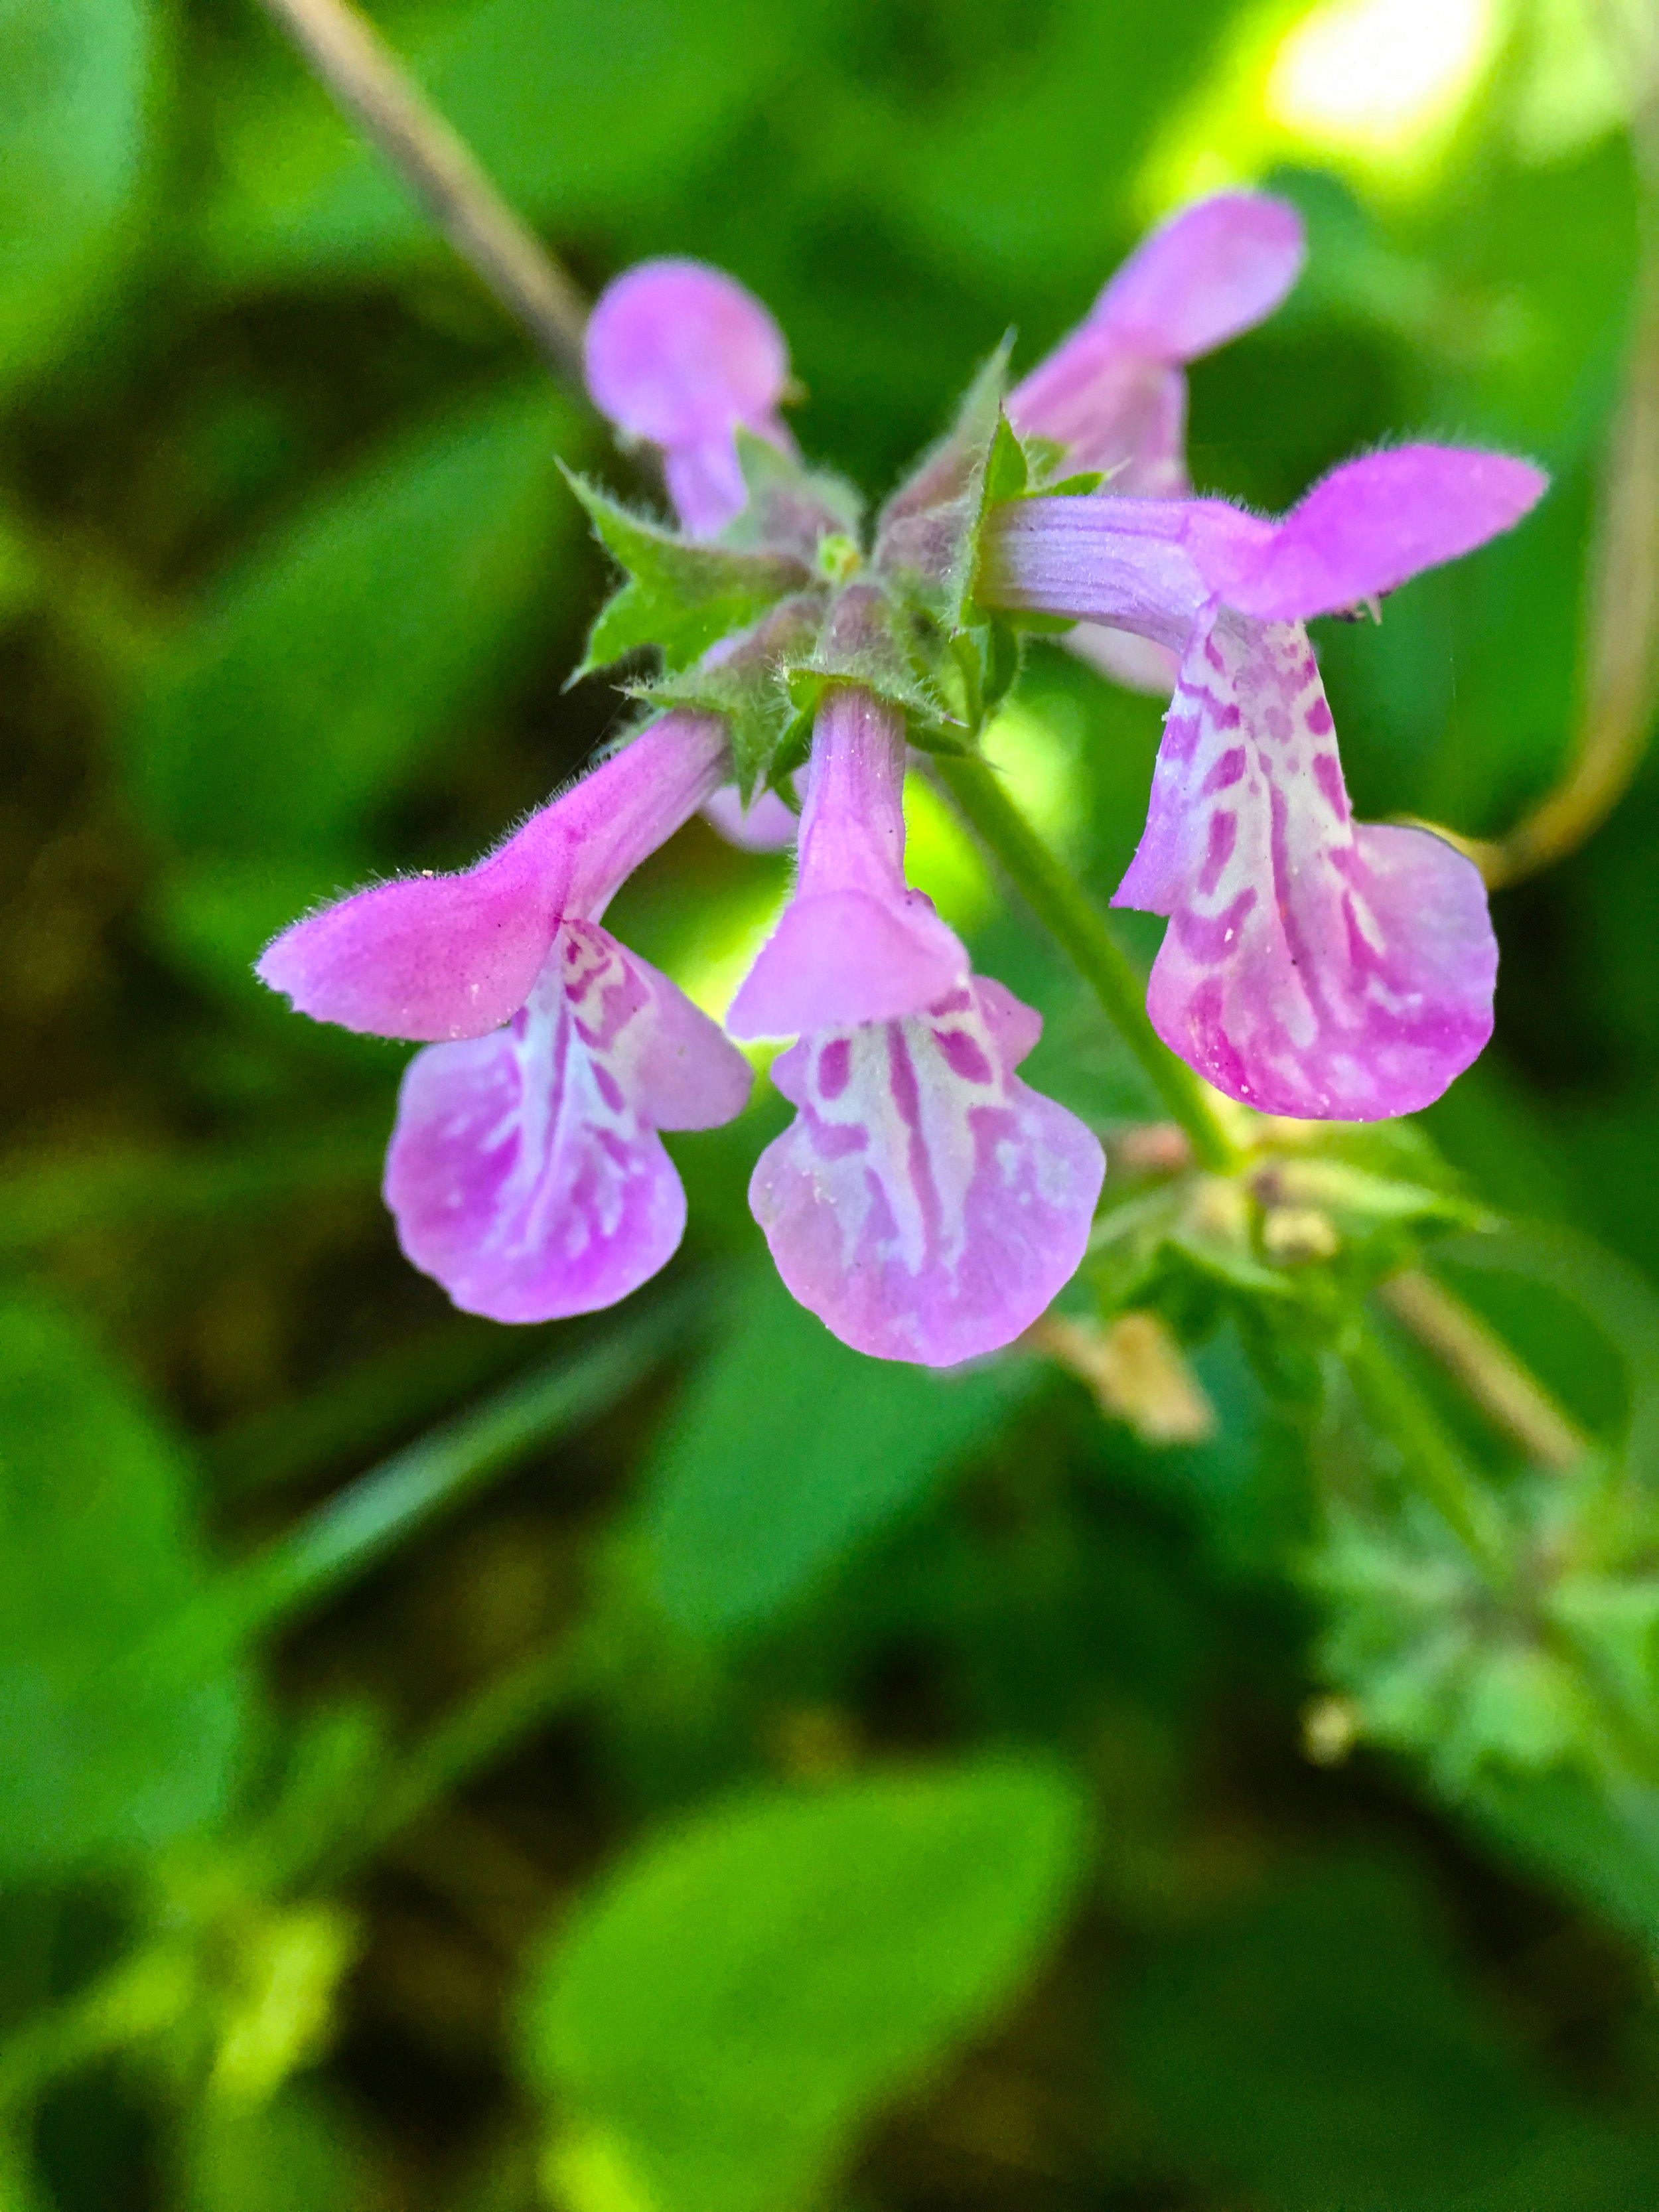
[
  {"xmin": 567, "ymin": 471, "xmax": 810, "ymax": 678},
  {"xmin": 521, "ymin": 1763, "xmax": 1088, "ymax": 2212},
  {"xmin": 123, "ymin": 384, "xmax": 582, "ymax": 859},
  {"xmin": 0, "ymin": 0, "xmax": 155, "ymax": 392},
  {"xmin": 0, "ymin": 1297, "xmax": 252, "ymax": 1883},
  {"xmin": 638, "ymin": 1266, "xmax": 1040, "ymax": 1637},
  {"xmin": 183, "ymin": 2086, "xmax": 370, "ymax": 2212},
  {"xmin": 1461, "ymin": 1764, "xmax": 1659, "ymax": 1954},
  {"xmin": 1122, "ymin": 1848, "xmax": 1637, "ymax": 2211}
]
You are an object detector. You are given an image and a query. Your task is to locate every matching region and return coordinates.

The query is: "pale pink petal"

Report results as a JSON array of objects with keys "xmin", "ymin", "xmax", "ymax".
[
  {"xmin": 384, "ymin": 922, "xmax": 749, "ymax": 1323},
  {"xmin": 1089, "ymin": 192, "xmax": 1306, "ymax": 361},
  {"xmin": 750, "ymin": 977, "xmax": 1106, "ymax": 1367},
  {"xmin": 1009, "ymin": 350, "xmax": 1190, "ymax": 489},
  {"xmin": 700, "ymin": 782, "xmax": 801, "ymax": 851},
  {"xmin": 727, "ymin": 887, "xmax": 968, "ymax": 1039},
  {"xmin": 583, "ymin": 259, "xmax": 795, "ymax": 537},
  {"xmin": 256, "ymin": 828, "xmax": 563, "ymax": 1044},
  {"xmin": 256, "ymin": 714, "xmax": 728, "ymax": 1043},
  {"xmin": 1115, "ymin": 614, "xmax": 1496, "ymax": 1120},
  {"xmin": 1206, "ymin": 446, "xmax": 1550, "ymax": 621},
  {"xmin": 1064, "ymin": 623, "xmax": 1180, "ymax": 696},
  {"xmin": 726, "ymin": 686, "xmax": 968, "ymax": 1040},
  {"xmin": 1007, "ymin": 192, "xmax": 1302, "ymax": 482}
]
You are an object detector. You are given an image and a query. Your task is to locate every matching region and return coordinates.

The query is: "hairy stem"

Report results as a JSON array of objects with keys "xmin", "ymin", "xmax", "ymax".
[
  {"xmin": 252, "ymin": 0, "xmax": 590, "ymax": 387},
  {"xmin": 932, "ymin": 753, "xmax": 1241, "ymax": 1171}
]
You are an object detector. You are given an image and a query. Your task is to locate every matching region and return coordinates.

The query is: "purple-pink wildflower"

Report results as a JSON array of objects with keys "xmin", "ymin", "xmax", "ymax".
[
  {"xmin": 257, "ymin": 713, "xmax": 752, "ymax": 1319},
  {"xmin": 732, "ymin": 684, "xmax": 1106, "ymax": 1366},
  {"xmin": 1009, "ymin": 191, "xmax": 1305, "ymax": 696},
  {"xmin": 979, "ymin": 447, "xmax": 1548, "ymax": 1120},
  {"xmin": 585, "ymin": 258, "xmax": 805, "ymax": 852},
  {"xmin": 583, "ymin": 258, "xmax": 795, "ymax": 539}
]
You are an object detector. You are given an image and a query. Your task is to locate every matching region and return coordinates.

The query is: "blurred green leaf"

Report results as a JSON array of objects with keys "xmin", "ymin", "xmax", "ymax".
[
  {"xmin": 0, "ymin": 0, "xmax": 154, "ymax": 393},
  {"xmin": 1122, "ymin": 1849, "xmax": 1655, "ymax": 2210},
  {"xmin": 182, "ymin": 2085, "xmax": 369, "ymax": 2212},
  {"xmin": 123, "ymin": 383, "xmax": 582, "ymax": 861},
  {"xmin": 0, "ymin": 1297, "xmax": 251, "ymax": 1884},
  {"xmin": 638, "ymin": 1266, "xmax": 1041, "ymax": 1637},
  {"xmin": 204, "ymin": 0, "xmax": 803, "ymax": 283},
  {"xmin": 522, "ymin": 1761, "xmax": 1088, "ymax": 2212}
]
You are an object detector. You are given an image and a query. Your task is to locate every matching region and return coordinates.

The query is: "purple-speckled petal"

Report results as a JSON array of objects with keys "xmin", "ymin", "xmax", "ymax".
[
  {"xmin": 1115, "ymin": 613, "xmax": 1496, "ymax": 1119},
  {"xmin": 727, "ymin": 686, "xmax": 968, "ymax": 1039},
  {"xmin": 1089, "ymin": 192, "xmax": 1306, "ymax": 361},
  {"xmin": 751, "ymin": 977, "xmax": 1106, "ymax": 1366},
  {"xmin": 584, "ymin": 259, "xmax": 794, "ymax": 537},
  {"xmin": 700, "ymin": 781, "xmax": 801, "ymax": 851},
  {"xmin": 1198, "ymin": 446, "xmax": 1550, "ymax": 621},
  {"xmin": 256, "ymin": 713, "xmax": 728, "ymax": 1042},
  {"xmin": 385, "ymin": 922, "xmax": 751, "ymax": 1323}
]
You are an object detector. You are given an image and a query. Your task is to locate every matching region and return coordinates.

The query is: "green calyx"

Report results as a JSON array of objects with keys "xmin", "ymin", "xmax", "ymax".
[{"xmin": 565, "ymin": 362, "xmax": 1097, "ymax": 808}]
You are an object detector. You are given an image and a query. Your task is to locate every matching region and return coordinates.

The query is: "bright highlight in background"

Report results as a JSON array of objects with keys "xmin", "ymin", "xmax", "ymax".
[{"xmin": 1263, "ymin": 0, "xmax": 1499, "ymax": 161}]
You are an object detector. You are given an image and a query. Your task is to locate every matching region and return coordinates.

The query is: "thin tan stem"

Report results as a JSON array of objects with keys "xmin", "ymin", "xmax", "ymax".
[
  {"xmin": 1380, "ymin": 1268, "xmax": 1587, "ymax": 1471},
  {"xmin": 251, "ymin": 0, "xmax": 590, "ymax": 388},
  {"xmin": 1457, "ymin": 24, "xmax": 1659, "ymax": 891}
]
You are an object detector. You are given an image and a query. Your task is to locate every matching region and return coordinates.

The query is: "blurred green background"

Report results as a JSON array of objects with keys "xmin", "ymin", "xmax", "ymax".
[{"xmin": 6, "ymin": 0, "xmax": 1659, "ymax": 2205}]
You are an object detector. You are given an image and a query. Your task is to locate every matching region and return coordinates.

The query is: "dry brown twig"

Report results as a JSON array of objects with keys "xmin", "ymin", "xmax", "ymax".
[{"xmin": 252, "ymin": 0, "xmax": 591, "ymax": 388}]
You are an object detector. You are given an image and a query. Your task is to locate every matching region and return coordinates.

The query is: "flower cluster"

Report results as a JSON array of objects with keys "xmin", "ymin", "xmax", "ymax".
[{"xmin": 257, "ymin": 195, "xmax": 1546, "ymax": 1366}]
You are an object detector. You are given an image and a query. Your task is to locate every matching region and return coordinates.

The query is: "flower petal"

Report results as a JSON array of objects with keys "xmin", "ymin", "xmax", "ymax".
[
  {"xmin": 256, "ymin": 824, "xmax": 561, "ymax": 1043},
  {"xmin": 750, "ymin": 978, "xmax": 1106, "ymax": 1366},
  {"xmin": 384, "ymin": 924, "xmax": 749, "ymax": 1322},
  {"xmin": 1064, "ymin": 623, "xmax": 1180, "ymax": 696},
  {"xmin": 977, "ymin": 494, "xmax": 1215, "ymax": 649},
  {"xmin": 727, "ymin": 888, "xmax": 967, "ymax": 1039},
  {"xmin": 1208, "ymin": 445, "xmax": 1550, "ymax": 621},
  {"xmin": 256, "ymin": 713, "xmax": 729, "ymax": 1042},
  {"xmin": 700, "ymin": 782, "xmax": 801, "ymax": 851},
  {"xmin": 584, "ymin": 259, "xmax": 794, "ymax": 536},
  {"xmin": 1009, "ymin": 350, "xmax": 1189, "ymax": 490},
  {"xmin": 1090, "ymin": 192, "xmax": 1307, "ymax": 361},
  {"xmin": 1116, "ymin": 614, "xmax": 1496, "ymax": 1119}
]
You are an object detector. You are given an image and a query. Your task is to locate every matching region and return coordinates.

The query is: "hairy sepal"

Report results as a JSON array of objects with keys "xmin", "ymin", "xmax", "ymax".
[{"xmin": 564, "ymin": 467, "xmax": 810, "ymax": 678}]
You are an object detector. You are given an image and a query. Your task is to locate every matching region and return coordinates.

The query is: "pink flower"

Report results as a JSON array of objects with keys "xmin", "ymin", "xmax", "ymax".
[
  {"xmin": 1009, "ymin": 190, "xmax": 1305, "ymax": 695},
  {"xmin": 732, "ymin": 684, "xmax": 1105, "ymax": 1365},
  {"xmin": 257, "ymin": 713, "xmax": 752, "ymax": 1319},
  {"xmin": 584, "ymin": 258, "xmax": 808, "ymax": 854},
  {"xmin": 583, "ymin": 258, "xmax": 795, "ymax": 539},
  {"xmin": 979, "ymin": 447, "xmax": 1549, "ymax": 1120}
]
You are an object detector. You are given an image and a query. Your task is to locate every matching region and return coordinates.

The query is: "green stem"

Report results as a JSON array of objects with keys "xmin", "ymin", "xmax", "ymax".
[
  {"xmin": 933, "ymin": 753, "xmax": 1240, "ymax": 1171},
  {"xmin": 1343, "ymin": 1317, "xmax": 1512, "ymax": 1583},
  {"xmin": 336, "ymin": 1631, "xmax": 604, "ymax": 1871},
  {"xmin": 170, "ymin": 1289, "xmax": 706, "ymax": 1667}
]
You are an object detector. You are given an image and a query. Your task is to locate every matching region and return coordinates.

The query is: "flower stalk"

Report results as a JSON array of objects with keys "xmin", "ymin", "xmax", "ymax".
[{"xmin": 252, "ymin": 0, "xmax": 591, "ymax": 388}]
